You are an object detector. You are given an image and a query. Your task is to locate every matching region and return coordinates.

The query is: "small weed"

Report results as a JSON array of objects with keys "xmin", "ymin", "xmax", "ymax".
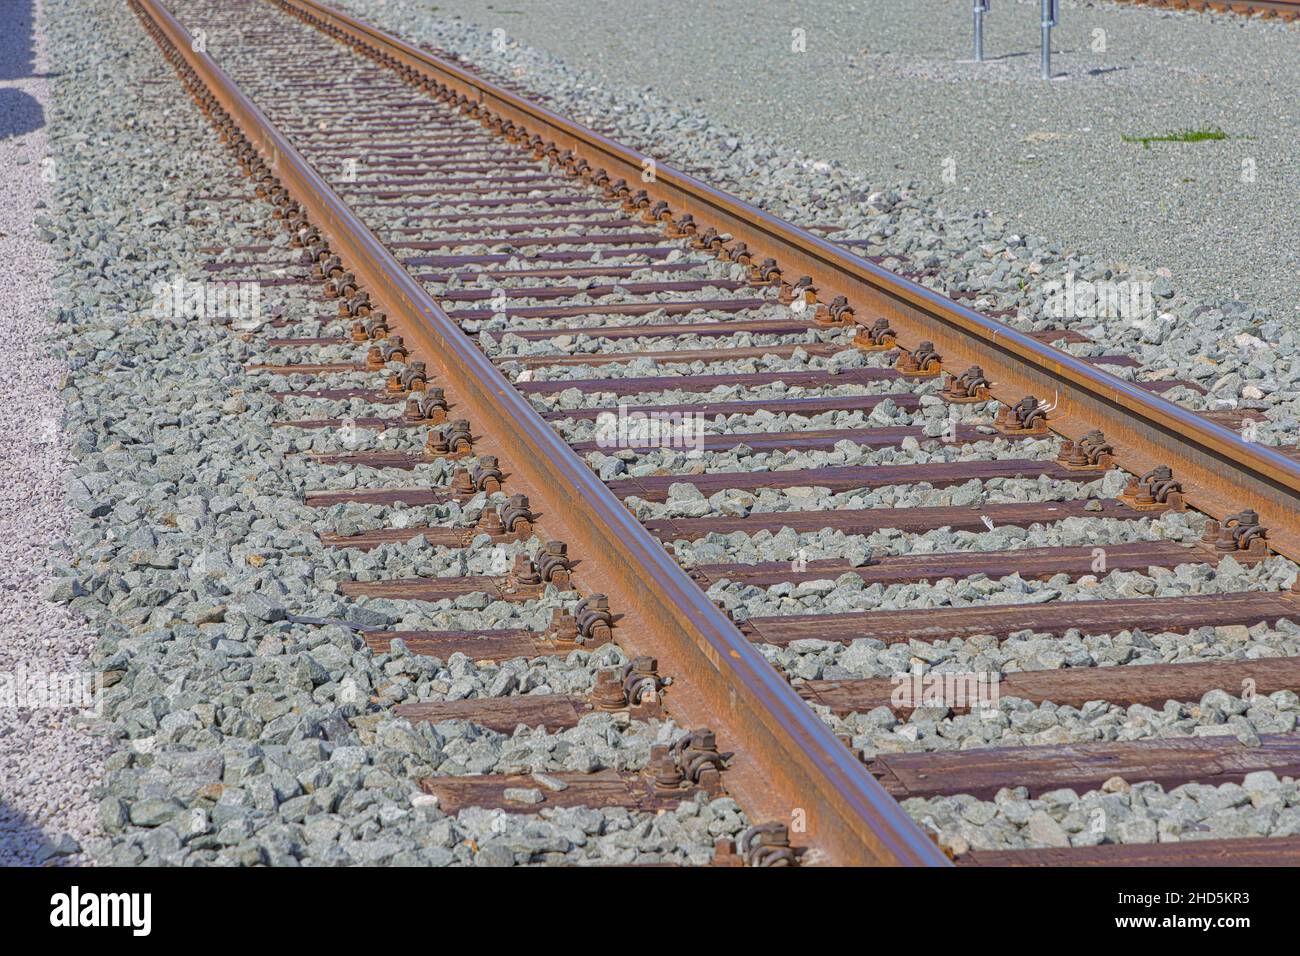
[{"xmin": 1121, "ymin": 127, "xmax": 1229, "ymax": 149}]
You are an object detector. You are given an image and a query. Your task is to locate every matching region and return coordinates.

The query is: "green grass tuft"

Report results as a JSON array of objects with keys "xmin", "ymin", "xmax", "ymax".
[{"xmin": 1121, "ymin": 127, "xmax": 1229, "ymax": 149}]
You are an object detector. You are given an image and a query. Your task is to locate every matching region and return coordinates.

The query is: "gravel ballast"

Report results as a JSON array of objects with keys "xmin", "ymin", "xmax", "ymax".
[
  {"xmin": 0, "ymin": 0, "xmax": 108, "ymax": 868},
  {"xmin": 908, "ymin": 770, "xmax": 1300, "ymax": 854}
]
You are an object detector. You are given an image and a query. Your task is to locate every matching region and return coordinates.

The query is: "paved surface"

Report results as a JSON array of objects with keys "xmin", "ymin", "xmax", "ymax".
[{"xmin": 425, "ymin": 0, "xmax": 1299, "ymax": 323}]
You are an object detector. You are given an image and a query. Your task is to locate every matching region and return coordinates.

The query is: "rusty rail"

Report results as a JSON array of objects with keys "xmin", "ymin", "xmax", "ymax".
[
  {"xmin": 1113, "ymin": 0, "xmax": 1300, "ymax": 16},
  {"xmin": 132, "ymin": 0, "xmax": 949, "ymax": 866},
  {"xmin": 276, "ymin": 0, "xmax": 1300, "ymax": 563}
]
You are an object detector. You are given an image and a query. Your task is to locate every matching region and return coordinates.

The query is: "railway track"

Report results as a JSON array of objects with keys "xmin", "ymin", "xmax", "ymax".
[
  {"xmin": 125, "ymin": 0, "xmax": 1300, "ymax": 866},
  {"xmin": 1111, "ymin": 0, "xmax": 1300, "ymax": 18}
]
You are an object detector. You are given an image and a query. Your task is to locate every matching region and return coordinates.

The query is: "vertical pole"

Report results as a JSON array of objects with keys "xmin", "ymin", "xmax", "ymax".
[
  {"xmin": 1041, "ymin": 0, "xmax": 1058, "ymax": 80},
  {"xmin": 973, "ymin": 0, "xmax": 985, "ymax": 62}
]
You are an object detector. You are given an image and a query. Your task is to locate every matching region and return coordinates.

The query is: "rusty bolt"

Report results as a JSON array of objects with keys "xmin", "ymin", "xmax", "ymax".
[
  {"xmin": 779, "ymin": 275, "xmax": 815, "ymax": 305},
  {"xmin": 508, "ymin": 553, "xmax": 542, "ymax": 587},
  {"xmin": 646, "ymin": 744, "xmax": 685, "ymax": 790},
  {"xmin": 500, "ymin": 493, "xmax": 535, "ymax": 534},
  {"xmin": 590, "ymin": 669, "xmax": 628, "ymax": 711},
  {"xmin": 1210, "ymin": 509, "xmax": 1267, "ymax": 554},
  {"xmin": 575, "ymin": 593, "xmax": 613, "ymax": 644},
  {"xmin": 941, "ymin": 364, "xmax": 991, "ymax": 403},
  {"xmin": 537, "ymin": 540, "xmax": 572, "ymax": 587},
  {"xmin": 544, "ymin": 607, "xmax": 580, "ymax": 645},
  {"xmin": 1124, "ymin": 464, "xmax": 1182, "ymax": 508},
  {"xmin": 474, "ymin": 507, "xmax": 504, "ymax": 536},
  {"xmin": 471, "ymin": 455, "xmax": 503, "ymax": 493},
  {"xmin": 442, "ymin": 419, "xmax": 472, "ymax": 454},
  {"xmin": 404, "ymin": 388, "xmax": 447, "ymax": 424},
  {"xmin": 449, "ymin": 466, "xmax": 475, "ymax": 496},
  {"xmin": 898, "ymin": 340, "xmax": 942, "ymax": 376},
  {"xmin": 623, "ymin": 656, "xmax": 662, "ymax": 709},
  {"xmin": 995, "ymin": 395, "xmax": 1048, "ymax": 433},
  {"xmin": 815, "ymin": 294, "xmax": 853, "ymax": 326},
  {"xmin": 739, "ymin": 822, "xmax": 799, "ymax": 867}
]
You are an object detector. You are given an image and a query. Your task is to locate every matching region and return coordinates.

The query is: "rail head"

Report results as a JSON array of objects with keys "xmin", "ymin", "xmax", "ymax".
[{"xmin": 133, "ymin": 0, "xmax": 951, "ymax": 866}]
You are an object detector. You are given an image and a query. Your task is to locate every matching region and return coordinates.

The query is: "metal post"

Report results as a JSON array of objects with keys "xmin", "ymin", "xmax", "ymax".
[
  {"xmin": 1041, "ymin": 0, "xmax": 1059, "ymax": 80},
  {"xmin": 973, "ymin": 0, "xmax": 991, "ymax": 62}
]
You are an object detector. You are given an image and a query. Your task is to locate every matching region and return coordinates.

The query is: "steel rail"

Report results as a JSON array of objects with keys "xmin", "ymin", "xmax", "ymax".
[
  {"xmin": 133, "ymin": 0, "xmax": 949, "ymax": 866},
  {"xmin": 1115, "ymin": 0, "xmax": 1300, "ymax": 14},
  {"xmin": 280, "ymin": 0, "xmax": 1300, "ymax": 563}
]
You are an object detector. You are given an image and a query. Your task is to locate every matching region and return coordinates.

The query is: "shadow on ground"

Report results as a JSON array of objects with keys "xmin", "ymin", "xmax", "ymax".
[
  {"xmin": 0, "ymin": 798, "xmax": 80, "ymax": 866},
  {"xmin": 1, "ymin": 0, "xmax": 40, "ymax": 81},
  {"xmin": 0, "ymin": 0, "xmax": 47, "ymax": 140}
]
